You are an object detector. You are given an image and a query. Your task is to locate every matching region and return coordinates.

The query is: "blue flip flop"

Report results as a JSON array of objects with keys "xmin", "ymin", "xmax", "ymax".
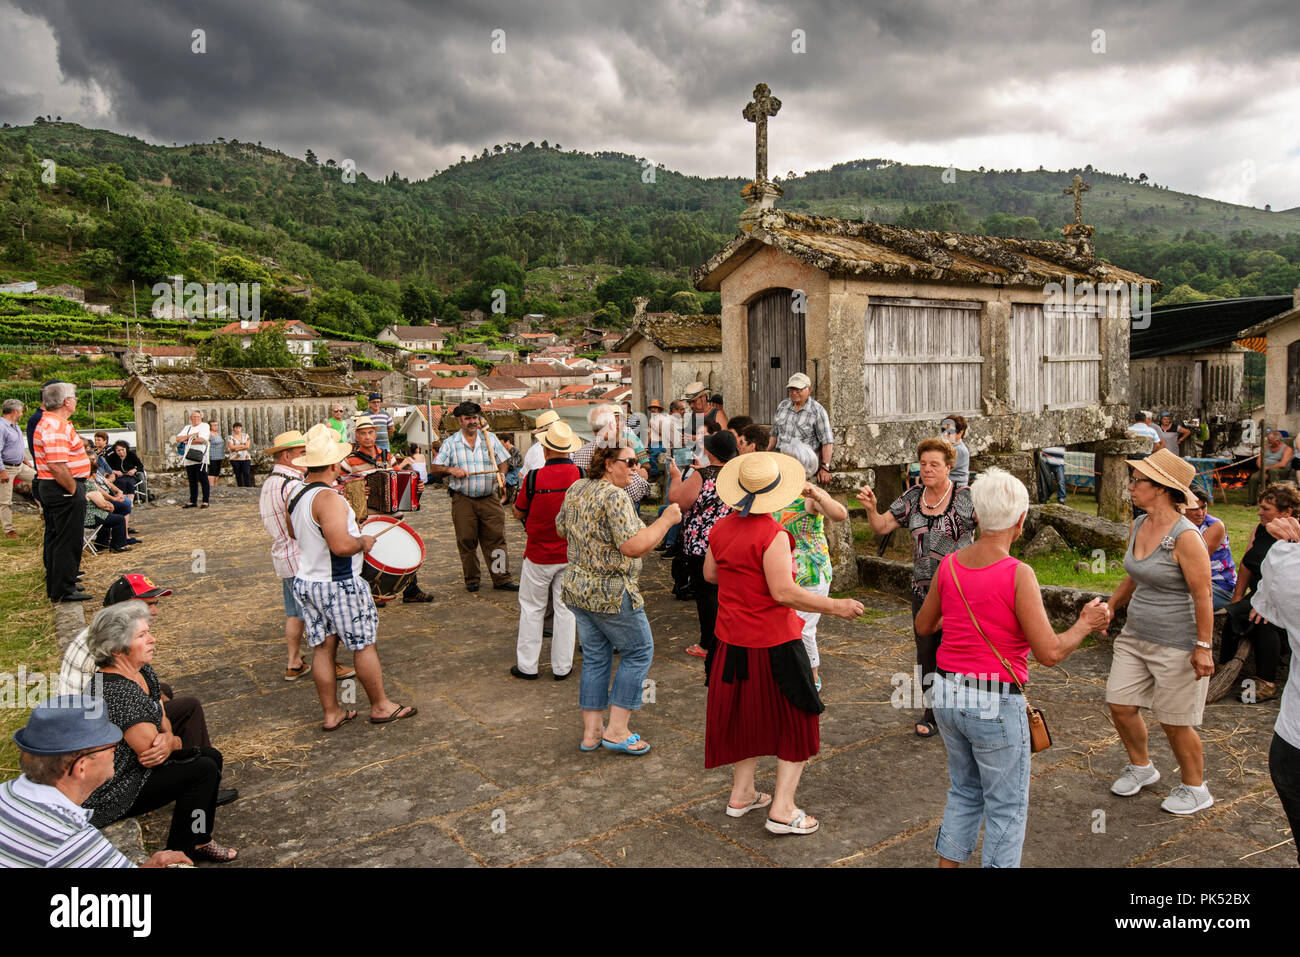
[
  {"xmin": 580, "ymin": 726, "xmax": 605, "ymax": 752},
  {"xmin": 601, "ymin": 733, "xmax": 650, "ymax": 756}
]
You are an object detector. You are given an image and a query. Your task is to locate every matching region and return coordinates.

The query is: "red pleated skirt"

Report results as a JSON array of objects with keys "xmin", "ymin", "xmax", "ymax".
[{"xmin": 704, "ymin": 639, "xmax": 821, "ymax": 768}]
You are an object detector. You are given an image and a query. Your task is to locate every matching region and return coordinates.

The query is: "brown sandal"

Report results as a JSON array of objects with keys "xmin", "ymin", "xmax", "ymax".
[{"xmin": 192, "ymin": 839, "xmax": 238, "ymax": 863}]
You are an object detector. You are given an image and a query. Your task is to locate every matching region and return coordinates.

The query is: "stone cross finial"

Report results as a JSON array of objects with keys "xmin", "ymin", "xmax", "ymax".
[
  {"xmin": 1063, "ymin": 173, "xmax": 1091, "ymax": 226},
  {"xmin": 743, "ymin": 83, "xmax": 781, "ymax": 184}
]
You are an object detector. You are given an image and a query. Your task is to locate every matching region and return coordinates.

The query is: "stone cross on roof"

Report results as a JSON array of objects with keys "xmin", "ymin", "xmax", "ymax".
[
  {"xmin": 742, "ymin": 83, "xmax": 781, "ymax": 184},
  {"xmin": 1063, "ymin": 173, "xmax": 1091, "ymax": 226}
]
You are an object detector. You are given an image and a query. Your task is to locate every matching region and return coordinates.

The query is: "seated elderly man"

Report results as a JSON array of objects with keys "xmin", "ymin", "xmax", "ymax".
[
  {"xmin": 0, "ymin": 696, "xmax": 193, "ymax": 867},
  {"xmin": 342, "ymin": 415, "xmax": 433, "ymax": 604},
  {"xmin": 82, "ymin": 600, "xmax": 237, "ymax": 862}
]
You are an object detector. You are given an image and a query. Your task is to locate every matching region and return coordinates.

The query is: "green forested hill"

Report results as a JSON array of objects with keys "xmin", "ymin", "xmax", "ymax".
[{"xmin": 1, "ymin": 119, "xmax": 1298, "ymax": 343}]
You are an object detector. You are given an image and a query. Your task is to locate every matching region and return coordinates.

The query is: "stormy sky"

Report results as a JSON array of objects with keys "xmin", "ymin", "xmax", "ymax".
[{"xmin": 2, "ymin": 0, "xmax": 1297, "ymax": 210}]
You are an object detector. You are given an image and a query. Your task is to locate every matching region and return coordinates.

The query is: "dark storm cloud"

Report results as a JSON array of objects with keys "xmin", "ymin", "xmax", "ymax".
[{"xmin": 3, "ymin": 0, "xmax": 1298, "ymax": 203}]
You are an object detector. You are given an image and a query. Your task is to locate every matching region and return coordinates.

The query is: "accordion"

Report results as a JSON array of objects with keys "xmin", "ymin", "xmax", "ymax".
[
  {"xmin": 364, "ymin": 469, "xmax": 421, "ymax": 513},
  {"xmin": 339, "ymin": 475, "xmax": 369, "ymax": 521}
]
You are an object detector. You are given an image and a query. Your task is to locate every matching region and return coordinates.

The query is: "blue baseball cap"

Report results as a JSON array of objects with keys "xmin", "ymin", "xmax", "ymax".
[{"xmin": 13, "ymin": 696, "xmax": 122, "ymax": 756}]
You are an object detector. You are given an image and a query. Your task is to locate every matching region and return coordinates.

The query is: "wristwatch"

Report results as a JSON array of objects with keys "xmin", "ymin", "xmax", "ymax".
[{"xmin": 1194, "ymin": 641, "xmax": 1212, "ymax": 650}]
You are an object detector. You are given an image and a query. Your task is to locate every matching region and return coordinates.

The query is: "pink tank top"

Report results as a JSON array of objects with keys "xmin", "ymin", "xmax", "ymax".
[{"xmin": 935, "ymin": 554, "xmax": 1029, "ymax": 686}]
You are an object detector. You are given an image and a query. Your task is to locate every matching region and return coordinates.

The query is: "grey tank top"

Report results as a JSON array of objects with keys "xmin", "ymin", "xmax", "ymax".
[{"xmin": 1123, "ymin": 514, "xmax": 1198, "ymax": 649}]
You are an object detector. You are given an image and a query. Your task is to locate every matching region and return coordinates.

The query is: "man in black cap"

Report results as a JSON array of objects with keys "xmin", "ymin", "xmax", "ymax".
[
  {"xmin": 365, "ymin": 391, "xmax": 395, "ymax": 453},
  {"xmin": 430, "ymin": 402, "xmax": 517, "ymax": 592},
  {"xmin": 0, "ymin": 696, "xmax": 192, "ymax": 867}
]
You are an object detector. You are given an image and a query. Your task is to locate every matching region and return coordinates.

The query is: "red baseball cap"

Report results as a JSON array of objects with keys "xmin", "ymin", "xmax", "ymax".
[{"xmin": 104, "ymin": 573, "xmax": 173, "ymax": 606}]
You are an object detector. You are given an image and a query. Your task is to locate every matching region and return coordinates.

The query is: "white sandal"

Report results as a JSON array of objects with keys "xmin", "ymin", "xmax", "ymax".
[
  {"xmin": 725, "ymin": 792, "xmax": 772, "ymax": 818},
  {"xmin": 765, "ymin": 809, "xmax": 819, "ymax": 835}
]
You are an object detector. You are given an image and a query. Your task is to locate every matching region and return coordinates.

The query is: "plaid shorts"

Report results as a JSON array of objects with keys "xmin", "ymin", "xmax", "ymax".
[{"xmin": 292, "ymin": 577, "xmax": 379, "ymax": 651}]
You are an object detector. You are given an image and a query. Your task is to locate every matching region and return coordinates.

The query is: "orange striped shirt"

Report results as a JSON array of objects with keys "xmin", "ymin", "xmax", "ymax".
[{"xmin": 34, "ymin": 415, "xmax": 91, "ymax": 480}]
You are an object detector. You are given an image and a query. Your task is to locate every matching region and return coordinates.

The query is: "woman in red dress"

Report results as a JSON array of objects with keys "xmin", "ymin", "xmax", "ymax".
[{"xmin": 704, "ymin": 452, "xmax": 864, "ymax": 835}]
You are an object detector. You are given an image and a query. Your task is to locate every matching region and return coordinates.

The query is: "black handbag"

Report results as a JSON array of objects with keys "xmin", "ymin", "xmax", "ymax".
[{"xmin": 183, "ymin": 445, "xmax": 204, "ymax": 464}]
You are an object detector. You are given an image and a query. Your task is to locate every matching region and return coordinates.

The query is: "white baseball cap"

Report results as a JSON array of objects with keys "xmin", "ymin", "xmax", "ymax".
[{"xmin": 785, "ymin": 373, "xmax": 811, "ymax": 390}]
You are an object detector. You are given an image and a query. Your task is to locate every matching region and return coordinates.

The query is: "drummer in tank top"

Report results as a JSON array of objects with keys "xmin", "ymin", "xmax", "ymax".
[
  {"xmin": 288, "ymin": 425, "xmax": 417, "ymax": 731},
  {"xmin": 342, "ymin": 416, "xmax": 432, "ymax": 605}
]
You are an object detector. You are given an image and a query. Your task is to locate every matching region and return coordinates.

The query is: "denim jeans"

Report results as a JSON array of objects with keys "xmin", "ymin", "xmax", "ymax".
[
  {"xmin": 657, "ymin": 466, "xmax": 679, "ymax": 548},
  {"xmin": 1047, "ymin": 462, "xmax": 1066, "ymax": 504},
  {"xmin": 573, "ymin": 591, "xmax": 654, "ymax": 712},
  {"xmin": 1211, "ymin": 583, "xmax": 1234, "ymax": 611},
  {"xmin": 932, "ymin": 672, "xmax": 1031, "ymax": 867}
]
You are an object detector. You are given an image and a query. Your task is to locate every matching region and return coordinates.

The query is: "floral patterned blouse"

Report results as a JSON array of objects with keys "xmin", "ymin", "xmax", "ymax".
[
  {"xmin": 772, "ymin": 496, "xmax": 831, "ymax": 587},
  {"xmin": 681, "ymin": 466, "xmax": 728, "ymax": 558},
  {"xmin": 888, "ymin": 483, "xmax": 976, "ymax": 598},
  {"xmin": 556, "ymin": 478, "xmax": 646, "ymax": 614}
]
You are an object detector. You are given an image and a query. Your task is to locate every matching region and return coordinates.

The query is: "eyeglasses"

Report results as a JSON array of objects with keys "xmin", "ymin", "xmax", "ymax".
[
  {"xmin": 615, "ymin": 456, "xmax": 637, "ymax": 465},
  {"xmin": 68, "ymin": 743, "xmax": 117, "ymax": 774}
]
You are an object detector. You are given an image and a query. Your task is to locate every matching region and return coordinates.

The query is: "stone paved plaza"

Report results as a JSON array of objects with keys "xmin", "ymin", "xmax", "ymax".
[{"xmin": 70, "ymin": 486, "xmax": 1293, "ymax": 868}]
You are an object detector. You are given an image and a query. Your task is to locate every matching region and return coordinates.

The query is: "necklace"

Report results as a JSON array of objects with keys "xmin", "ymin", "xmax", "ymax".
[{"xmin": 922, "ymin": 480, "xmax": 951, "ymax": 510}]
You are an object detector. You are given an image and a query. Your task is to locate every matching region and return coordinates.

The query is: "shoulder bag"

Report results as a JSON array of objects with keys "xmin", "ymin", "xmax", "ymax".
[{"xmin": 946, "ymin": 556, "xmax": 1052, "ymax": 753}]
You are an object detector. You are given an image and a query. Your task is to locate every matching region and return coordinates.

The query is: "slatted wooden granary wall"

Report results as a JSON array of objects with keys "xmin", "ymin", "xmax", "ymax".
[
  {"xmin": 863, "ymin": 297, "xmax": 982, "ymax": 418},
  {"xmin": 1008, "ymin": 302, "xmax": 1101, "ymax": 412}
]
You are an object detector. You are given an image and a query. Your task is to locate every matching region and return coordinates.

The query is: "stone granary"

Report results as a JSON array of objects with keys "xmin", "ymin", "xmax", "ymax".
[
  {"xmin": 1130, "ymin": 295, "xmax": 1293, "ymax": 453},
  {"xmin": 616, "ymin": 298, "xmax": 723, "ymax": 409},
  {"xmin": 691, "ymin": 83, "xmax": 1161, "ymax": 524},
  {"xmin": 120, "ymin": 366, "xmax": 357, "ymax": 474}
]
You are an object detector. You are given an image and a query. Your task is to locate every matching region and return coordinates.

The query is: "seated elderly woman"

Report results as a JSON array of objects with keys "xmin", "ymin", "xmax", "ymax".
[
  {"xmin": 915, "ymin": 468, "xmax": 1110, "ymax": 866},
  {"xmin": 83, "ymin": 457, "xmax": 136, "ymax": 552},
  {"xmin": 82, "ymin": 600, "xmax": 237, "ymax": 862}
]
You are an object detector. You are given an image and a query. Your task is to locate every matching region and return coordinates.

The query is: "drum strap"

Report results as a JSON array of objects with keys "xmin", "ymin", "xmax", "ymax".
[{"xmin": 286, "ymin": 482, "xmax": 331, "ymax": 540}]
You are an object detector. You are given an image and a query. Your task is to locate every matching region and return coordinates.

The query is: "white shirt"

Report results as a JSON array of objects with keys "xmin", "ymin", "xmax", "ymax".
[
  {"xmin": 178, "ymin": 422, "xmax": 211, "ymax": 465},
  {"xmin": 291, "ymin": 486, "xmax": 363, "ymax": 582},
  {"xmin": 1127, "ymin": 422, "xmax": 1161, "ymax": 446},
  {"xmin": 1250, "ymin": 542, "xmax": 1300, "ymax": 749},
  {"xmin": 520, "ymin": 441, "xmax": 546, "ymax": 480}
]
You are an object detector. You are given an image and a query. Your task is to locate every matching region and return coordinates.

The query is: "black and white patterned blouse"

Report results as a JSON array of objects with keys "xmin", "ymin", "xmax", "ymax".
[
  {"xmin": 889, "ymin": 484, "xmax": 976, "ymax": 598},
  {"xmin": 84, "ymin": 666, "xmax": 162, "ymax": 827}
]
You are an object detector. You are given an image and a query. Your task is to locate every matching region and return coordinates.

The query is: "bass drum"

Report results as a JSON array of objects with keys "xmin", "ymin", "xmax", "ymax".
[{"xmin": 359, "ymin": 516, "xmax": 425, "ymax": 599}]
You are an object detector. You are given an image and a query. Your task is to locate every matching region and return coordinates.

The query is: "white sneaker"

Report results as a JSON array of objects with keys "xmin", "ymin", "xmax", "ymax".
[
  {"xmin": 1161, "ymin": 784, "xmax": 1214, "ymax": 815},
  {"xmin": 1111, "ymin": 763, "xmax": 1161, "ymax": 796}
]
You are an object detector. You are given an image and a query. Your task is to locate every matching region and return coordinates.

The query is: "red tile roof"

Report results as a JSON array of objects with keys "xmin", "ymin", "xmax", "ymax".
[{"xmin": 215, "ymin": 319, "xmax": 318, "ymax": 338}]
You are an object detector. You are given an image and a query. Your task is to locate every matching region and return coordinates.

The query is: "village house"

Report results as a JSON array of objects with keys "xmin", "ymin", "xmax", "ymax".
[
  {"xmin": 1130, "ymin": 295, "xmax": 1291, "ymax": 452},
  {"xmin": 375, "ymin": 324, "xmax": 454, "ymax": 351},
  {"xmin": 617, "ymin": 301, "xmax": 724, "ymax": 409},
  {"xmin": 489, "ymin": 362, "xmax": 594, "ymax": 394},
  {"xmin": 35, "ymin": 283, "xmax": 86, "ymax": 302},
  {"xmin": 214, "ymin": 318, "xmax": 320, "ymax": 363},
  {"xmin": 1239, "ymin": 287, "xmax": 1300, "ymax": 436},
  {"xmin": 602, "ymin": 351, "xmax": 631, "ymax": 367},
  {"xmin": 349, "ymin": 368, "xmax": 416, "ymax": 406},
  {"xmin": 120, "ymin": 366, "xmax": 357, "ymax": 474},
  {"xmin": 121, "ymin": 345, "xmax": 197, "ymax": 375},
  {"xmin": 320, "ymin": 339, "xmax": 397, "ymax": 366},
  {"xmin": 692, "ymin": 83, "xmax": 1159, "ymax": 539},
  {"xmin": 517, "ymin": 331, "xmax": 559, "ymax": 347}
]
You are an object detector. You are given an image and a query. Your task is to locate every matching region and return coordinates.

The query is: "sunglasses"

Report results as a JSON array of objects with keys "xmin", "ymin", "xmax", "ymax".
[{"xmin": 615, "ymin": 456, "xmax": 638, "ymax": 465}]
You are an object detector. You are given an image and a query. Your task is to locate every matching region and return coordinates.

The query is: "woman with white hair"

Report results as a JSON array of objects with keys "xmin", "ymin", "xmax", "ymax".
[
  {"xmin": 915, "ymin": 468, "xmax": 1110, "ymax": 866},
  {"xmin": 772, "ymin": 441, "xmax": 848, "ymax": 691},
  {"xmin": 173, "ymin": 409, "xmax": 210, "ymax": 509},
  {"xmin": 82, "ymin": 600, "xmax": 237, "ymax": 862}
]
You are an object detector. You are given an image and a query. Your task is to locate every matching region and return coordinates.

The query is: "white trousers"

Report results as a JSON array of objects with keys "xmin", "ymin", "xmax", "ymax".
[
  {"xmin": 516, "ymin": 558, "xmax": 576, "ymax": 675},
  {"xmin": 796, "ymin": 580, "xmax": 832, "ymax": 669}
]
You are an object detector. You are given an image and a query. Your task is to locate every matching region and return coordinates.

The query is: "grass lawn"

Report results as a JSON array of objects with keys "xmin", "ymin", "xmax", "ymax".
[
  {"xmin": 853, "ymin": 486, "xmax": 1266, "ymax": 594},
  {"xmin": 0, "ymin": 515, "xmax": 61, "ymax": 777}
]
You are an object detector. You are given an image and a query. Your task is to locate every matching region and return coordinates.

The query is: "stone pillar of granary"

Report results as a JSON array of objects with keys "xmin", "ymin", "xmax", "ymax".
[
  {"xmin": 969, "ymin": 451, "xmax": 1036, "ymax": 496},
  {"xmin": 1088, "ymin": 435, "xmax": 1152, "ymax": 523},
  {"xmin": 980, "ymin": 299, "xmax": 1012, "ymax": 415}
]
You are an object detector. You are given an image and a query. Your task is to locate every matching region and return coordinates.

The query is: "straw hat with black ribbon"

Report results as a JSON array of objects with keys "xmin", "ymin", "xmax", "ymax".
[
  {"xmin": 292, "ymin": 424, "xmax": 352, "ymax": 470},
  {"xmin": 530, "ymin": 409, "xmax": 560, "ymax": 434},
  {"xmin": 351, "ymin": 414, "xmax": 376, "ymax": 431},
  {"xmin": 263, "ymin": 429, "xmax": 307, "ymax": 456},
  {"xmin": 1126, "ymin": 448, "xmax": 1199, "ymax": 509},
  {"xmin": 715, "ymin": 451, "xmax": 807, "ymax": 517},
  {"xmin": 539, "ymin": 421, "xmax": 584, "ymax": 454}
]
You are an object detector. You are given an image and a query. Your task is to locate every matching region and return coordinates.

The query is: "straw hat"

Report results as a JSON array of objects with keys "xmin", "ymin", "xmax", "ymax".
[
  {"xmin": 683, "ymin": 381, "xmax": 707, "ymax": 399},
  {"xmin": 293, "ymin": 425, "xmax": 352, "ymax": 469},
  {"xmin": 647, "ymin": 398, "xmax": 663, "ymax": 411},
  {"xmin": 1127, "ymin": 448, "xmax": 1198, "ymax": 508},
  {"xmin": 539, "ymin": 421, "xmax": 583, "ymax": 454},
  {"xmin": 531, "ymin": 409, "xmax": 560, "ymax": 434},
  {"xmin": 263, "ymin": 429, "xmax": 307, "ymax": 455},
  {"xmin": 715, "ymin": 451, "xmax": 806, "ymax": 516},
  {"xmin": 352, "ymin": 414, "xmax": 376, "ymax": 431}
]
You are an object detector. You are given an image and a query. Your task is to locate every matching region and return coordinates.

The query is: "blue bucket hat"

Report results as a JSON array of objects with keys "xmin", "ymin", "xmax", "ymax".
[{"xmin": 12, "ymin": 696, "xmax": 122, "ymax": 756}]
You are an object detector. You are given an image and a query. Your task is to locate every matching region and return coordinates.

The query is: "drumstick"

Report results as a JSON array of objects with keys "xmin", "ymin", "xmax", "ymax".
[{"xmin": 365, "ymin": 521, "xmax": 404, "ymax": 540}]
